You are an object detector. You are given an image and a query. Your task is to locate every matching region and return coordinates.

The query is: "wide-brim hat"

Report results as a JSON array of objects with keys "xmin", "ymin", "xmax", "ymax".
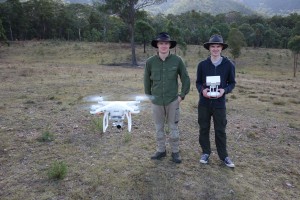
[
  {"xmin": 151, "ymin": 32, "xmax": 177, "ymax": 49},
  {"xmin": 203, "ymin": 34, "xmax": 228, "ymax": 50}
]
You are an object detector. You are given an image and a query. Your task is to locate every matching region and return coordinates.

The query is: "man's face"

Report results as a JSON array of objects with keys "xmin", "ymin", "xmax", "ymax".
[
  {"xmin": 209, "ymin": 44, "xmax": 223, "ymax": 56},
  {"xmin": 157, "ymin": 41, "xmax": 171, "ymax": 54}
]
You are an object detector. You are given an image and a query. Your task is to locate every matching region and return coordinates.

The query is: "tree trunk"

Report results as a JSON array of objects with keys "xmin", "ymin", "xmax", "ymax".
[
  {"xmin": 130, "ymin": 23, "xmax": 138, "ymax": 66},
  {"xmin": 78, "ymin": 28, "xmax": 81, "ymax": 41},
  {"xmin": 129, "ymin": 0, "xmax": 138, "ymax": 67},
  {"xmin": 294, "ymin": 53, "xmax": 298, "ymax": 77},
  {"xmin": 43, "ymin": 23, "xmax": 46, "ymax": 39},
  {"xmin": 9, "ymin": 21, "xmax": 13, "ymax": 41},
  {"xmin": 143, "ymin": 39, "xmax": 146, "ymax": 53}
]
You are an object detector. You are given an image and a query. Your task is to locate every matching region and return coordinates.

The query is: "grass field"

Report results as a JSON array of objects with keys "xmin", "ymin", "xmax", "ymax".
[{"xmin": 0, "ymin": 41, "xmax": 299, "ymax": 200}]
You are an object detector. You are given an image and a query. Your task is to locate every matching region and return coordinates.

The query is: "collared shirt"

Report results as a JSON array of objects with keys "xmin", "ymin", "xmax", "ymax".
[{"xmin": 144, "ymin": 53, "xmax": 190, "ymax": 105}]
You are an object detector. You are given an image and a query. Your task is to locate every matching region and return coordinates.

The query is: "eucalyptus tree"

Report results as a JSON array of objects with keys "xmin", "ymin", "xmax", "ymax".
[
  {"xmin": 22, "ymin": 0, "xmax": 63, "ymax": 39},
  {"xmin": 176, "ymin": 11, "xmax": 204, "ymax": 44},
  {"xmin": 214, "ymin": 23, "xmax": 230, "ymax": 40},
  {"xmin": 227, "ymin": 28, "xmax": 246, "ymax": 61},
  {"xmin": 264, "ymin": 28, "xmax": 280, "ymax": 48},
  {"xmin": 208, "ymin": 27, "xmax": 220, "ymax": 38},
  {"xmin": 135, "ymin": 20, "xmax": 155, "ymax": 53},
  {"xmin": 103, "ymin": 0, "xmax": 166, "ymax": 66},
  {"xmin": 66, "ymin": 3, "xmax": 92, "ymax": 41},
  {"xmin": 0, "ymin": 18, "xmax": 9, "ymax": 45},
  {"xmin": 252, "ymin": 23, "xmax": 265, "ymax": 47},
  {"xmin": 292, "ymin": 21, "xmax": 300, "ymax": 36},
  {"xmin": 273, "ymin": 26, "xmax": 290, "ymax": 48},
  {"xmin": 0, "ymin": 0, "xmax": 25, "ymax": 40},
  {"xmin": 165, "ymin": 20, "xmax": 184, "ymax": 54},
  {"xmin": 238, "ymin": 23, "xmax": 255, "ymax": 47},
  {"xmin": 150, "ymin": 13, "xmax": 169, "ymax": 34},
  {"xmin": 288, "ymin": 35, "xmax": 300, "ymax": 77},
  {"xmin": 196, "ymin": 26, "xmax": 209, "ymax": 45}
]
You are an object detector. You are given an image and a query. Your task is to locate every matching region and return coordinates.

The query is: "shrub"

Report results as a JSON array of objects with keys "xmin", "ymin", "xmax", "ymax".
[
  {"xmin": 47, "ymin": 160, "xmax": 67, "ymax": 180},
  {"xmin": 91, "ymin": 117, "xmax": 103, "ymax": 133},
  {"xmin": 273, "ymin": 100, "xmax": 286, "ymax": 106},
  {"xmin": 124, "ymin": 132, "xmax": 132, "ymax": 143},
  {"xmin": 37, "ymin": 131, "xmax": 54, "ymax": 142},
  {"xmin": 230, "ymin": 94, "xmax": 237, "ymax": 99}
]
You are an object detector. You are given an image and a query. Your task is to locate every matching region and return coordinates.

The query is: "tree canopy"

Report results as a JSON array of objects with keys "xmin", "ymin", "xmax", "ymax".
[
  {"xmin": 0, "ymin": 0, "xmax": 299, "ymax": 51},
  {"xmin": 288, "ymin": 35, "xmax": 300, "ymax": 77}
]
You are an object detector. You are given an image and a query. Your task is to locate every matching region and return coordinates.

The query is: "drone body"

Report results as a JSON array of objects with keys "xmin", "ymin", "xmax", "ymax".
[{"xmin": 89, "ymin": 97, "xmax": 140, "ymax": 132}]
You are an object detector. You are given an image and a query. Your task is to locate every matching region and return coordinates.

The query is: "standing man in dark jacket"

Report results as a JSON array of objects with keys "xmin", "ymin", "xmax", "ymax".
[
  {"xmin": 196, "ymin": 34, "xmax": 236, "ymax": 168},
  {"xmin": 144, "ymin": 32, "xmax": 190, "ymax": 164}
]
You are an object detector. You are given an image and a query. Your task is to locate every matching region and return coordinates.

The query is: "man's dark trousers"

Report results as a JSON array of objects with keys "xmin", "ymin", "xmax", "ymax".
[{"xmin": 198, "ymin": 105, "xmax": 228, "ymax": 160}]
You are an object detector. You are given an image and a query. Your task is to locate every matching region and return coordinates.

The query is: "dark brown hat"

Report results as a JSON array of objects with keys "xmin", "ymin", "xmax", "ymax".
[
  {"xmin": 151, "ymin": 32, "xmax": 177, "ymax": 49},
  {"xmin": 203, "ymin": 34, "xmax": 228, "ymax": 50}
]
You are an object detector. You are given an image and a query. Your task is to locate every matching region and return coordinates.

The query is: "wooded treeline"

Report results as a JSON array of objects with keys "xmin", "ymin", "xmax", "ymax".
[{"xmin": 0, "ymin": 0, "xmax": 300, "ymax": 49}]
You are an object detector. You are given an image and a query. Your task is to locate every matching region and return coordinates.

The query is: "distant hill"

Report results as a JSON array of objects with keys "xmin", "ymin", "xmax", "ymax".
[
  {"xmin": 65, "ymin": 0, "xmax": 92, "ymax": 4},
  {"xmin": 236, "ymin": 0, "xmax": 300, "ymax": 15},
  {"xmin": 144, "ymin": 0, "xmax": 254, "ymax": 15},
  {"xmin": 65, "ymin": 0, "xmax": 300, "ymax": 16}
]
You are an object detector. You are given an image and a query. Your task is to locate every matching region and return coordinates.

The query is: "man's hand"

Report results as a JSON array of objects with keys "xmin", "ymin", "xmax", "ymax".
[
  {"xmin": 217, "ymin": 88, "xmax": 225, "ymax": 98},
  {"xmin": 178, "ymin": 96, "xmax": 183, "ymax": 103},
  {"xmin": 202, "ymin": 88, "xmax": 225, "ymax": 98},
  {"xmin": 202, "ymin": 88, "xmax": 210, "ymax": 98}
]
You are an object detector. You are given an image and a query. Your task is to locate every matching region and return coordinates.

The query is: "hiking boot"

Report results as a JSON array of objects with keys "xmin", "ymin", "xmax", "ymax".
[
  {"xmin": 199, "ymin": 154, "xmax": 210, "ymax": 164},
  {"xmin": 171, "ymin": 152, "xmax": 182, "ymax": 163},
  {"xmin": 151, "ymin": 151, "xmax": 166, "ymax": 160},
  {"xmin": 224, "ymin": 157, "xmax": 235, "ymax": 168}
]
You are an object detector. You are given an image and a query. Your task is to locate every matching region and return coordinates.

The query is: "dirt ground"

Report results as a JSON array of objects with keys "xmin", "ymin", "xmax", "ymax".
[{"xmin": 0, "ymin": 41, "xmax": 299, "ymax": 200}]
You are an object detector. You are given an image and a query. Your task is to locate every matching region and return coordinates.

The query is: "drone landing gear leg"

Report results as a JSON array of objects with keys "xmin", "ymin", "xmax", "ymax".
[
  {"xmin": 125, "ymin": 112, "xmax": 132, "ymax": 132},
  {"xmin": 103, "ymin": 112, "xmax": 109, "ymax": 133}
]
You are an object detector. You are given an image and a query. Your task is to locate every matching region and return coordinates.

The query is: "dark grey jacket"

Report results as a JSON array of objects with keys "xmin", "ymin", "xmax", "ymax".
[{"xmin": 196, "ymin": 56, "xmax": 236, "ymax": 108}]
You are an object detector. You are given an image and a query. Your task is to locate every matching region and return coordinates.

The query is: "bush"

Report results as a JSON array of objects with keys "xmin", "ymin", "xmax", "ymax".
[
  {"xmin": 124, "ymin": 132, "xmax": 132, "ymax": 143},
  {"xmin": 91, "ymin": 117, "xmax": 103, "ymax": 133},
  {"xmin": 47, "ymin": 160, "xmax": 67, "ymax": 180},
  {"xmin": 37, "ymin": 131, "xmax": 54, "ymax": 142}
]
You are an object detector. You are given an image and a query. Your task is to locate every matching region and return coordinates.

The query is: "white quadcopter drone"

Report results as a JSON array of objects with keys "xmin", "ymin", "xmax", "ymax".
[{"xmin": 87, "ymin": 96, "xmax": 144, "ymax": 133}]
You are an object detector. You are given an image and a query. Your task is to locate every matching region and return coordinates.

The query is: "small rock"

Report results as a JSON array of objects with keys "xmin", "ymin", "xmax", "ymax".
[{"xmin": 285, "ymin": 182, "xmax": 293, "ymax": 188}]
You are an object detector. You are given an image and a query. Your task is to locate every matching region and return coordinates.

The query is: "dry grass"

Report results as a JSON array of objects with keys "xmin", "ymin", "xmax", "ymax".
[{"xmin": 0, "ymin": 41, "xmax": 299, "ymax": 200}]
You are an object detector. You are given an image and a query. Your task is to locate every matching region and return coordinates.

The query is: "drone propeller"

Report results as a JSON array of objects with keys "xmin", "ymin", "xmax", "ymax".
[
  {"xmin": 83, "ymin": 95, "xmax": 103, "ymax": 102},
  {"xmin": 80, "ymin": 95, "xmax": 105, "ymax": 113},
  {"xmin": 126, "ymin": 94, "xmax": 154, "ymax": 102}
]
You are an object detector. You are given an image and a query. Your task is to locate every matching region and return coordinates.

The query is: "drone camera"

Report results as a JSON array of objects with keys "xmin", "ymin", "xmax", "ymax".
[
  {"xmin": 116, "ymin": 124, "xmax": 122, "ymax": 129},
  {"xmin": 110, "ymin": 115, "xmax": 124, "ymax": 129}
]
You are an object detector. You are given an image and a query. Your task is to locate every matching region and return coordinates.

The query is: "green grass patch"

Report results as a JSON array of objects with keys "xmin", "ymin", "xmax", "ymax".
[
  {"xmin": 289, "ymin": 99, "xmax": 300, "ymax": 104},
  {"xmin": 273, "ymin": 99, "xmax": 286, "ymax": 106},
  {"xmin": 90, "ymin": 117, "xmax": 103, "ymax": 134},
  {"xmin": 248, "ymin": 95, "xmax": 258, "ymax": 98},
  {"xmin": 124, "ymin": 132, "xmax": 132, "ymax": 143},
  {"xmin": 47, "ymin": 160, "xmax": 68, "ymax": 180},
  {"xmin": 230, "ymin": 94, "xmax": 237, "ymax": 99},
  {"xmin": 258, "ymin": 96, "xmax": 270, "ymax": 102},
  {"xmin": 37, "ymin": 130, "xmax": 55, "ymax": 142},
  {"xmin": 288, "ymin": 123, "xmax": 300, "ymax": 130}
]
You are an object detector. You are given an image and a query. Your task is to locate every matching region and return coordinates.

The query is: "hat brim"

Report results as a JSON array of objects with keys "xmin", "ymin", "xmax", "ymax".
[
  {"xmin": 203, "ymin": 42, "xmax": 228, "ymax": 50},
  {"xmin": 151, "ymin": 40, "xmax": 177, "ymax": 49}
]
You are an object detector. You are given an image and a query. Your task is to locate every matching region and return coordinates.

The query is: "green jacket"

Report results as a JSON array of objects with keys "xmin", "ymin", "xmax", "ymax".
[{"xmin": 144, "ymin": 53, "xmax": 190, "ymax": 105}]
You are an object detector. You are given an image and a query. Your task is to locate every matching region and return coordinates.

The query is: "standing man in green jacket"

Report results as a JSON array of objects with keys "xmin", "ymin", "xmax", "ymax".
[{"xmin": 144, "ymin": 32, "xmax": 190, "ymax": 164}]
